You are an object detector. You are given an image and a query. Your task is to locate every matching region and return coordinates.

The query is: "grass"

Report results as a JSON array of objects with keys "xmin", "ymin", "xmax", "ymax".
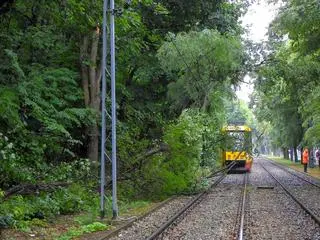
[
  {"xmin": 56, "ymin": 222, "xmax": 109, "ymax": 240},
  {"xmin": 1, "ymin": 199, "xmax": 157, "ymax": 240},
  {"xmin": 56, "ymin": 200, "xmax": 153, "ymax": 239},
  {"xmin": 266, "ymin": 156, "xmax": 320, "ymax": 179},
  {"xmin": 119, "ymin": 200, "xmax": 151, "ymax": 216}
]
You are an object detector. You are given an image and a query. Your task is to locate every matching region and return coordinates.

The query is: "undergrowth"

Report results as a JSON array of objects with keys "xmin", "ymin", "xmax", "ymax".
[
  {"xmin": 0, "ymin": 184, "xmax": 100, "ymax": 230},
  {"xmin": 0, "ymin": 183, "xmax": 152, "ymax": 239},
  {"xmin": 56, "ymin": 222, "xmax": 109, "ymax": 240}
]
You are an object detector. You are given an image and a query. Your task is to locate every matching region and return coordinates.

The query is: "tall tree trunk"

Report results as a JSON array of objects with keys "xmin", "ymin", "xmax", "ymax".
[
  {"xmin": 88, "ymin": 124, "xmax": 99, "ymax": 165},
  {"xmin": 283, "ymin": 147, "xmax": 289, "ymax": 159},
  {"xmin": 294, "ymin": 146, "xmax": 298, "ymax": 162},
  {"xmin": 80, "ymin": 36, "xmax": 90, "ymax": 107},
  {"xmin": 309, "ymin": 147, "xmax": 314, "ymax": 168},
  {"xmin": 80, "ymin": 27, "xmax": 101, "ymax": 165},
  {"xmin": 282, "ymin": 147, "xmax": 286, "ymax": 159},
  {"xmin": 290, "ymin": 147, "xmax": 293, "ymax": 161},
  {"xmin": 201, "ymin": 94, "xmax": 209, "ymax": 112}
]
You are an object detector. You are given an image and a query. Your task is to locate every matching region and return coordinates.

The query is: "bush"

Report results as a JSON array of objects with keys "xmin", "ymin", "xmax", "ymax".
[
  {"xmin": 134, "ymin": 109, "xmax": 223, "ymax": 198},
  {"xmin": 57, "ymin": 222, "xmax": 109, "ymax": 240},
  {"xmin": 0, "ymin": 133, "xmax": 34, "ymax": 187},
  {"xmin": 0, "ymin": 132, "xmax": 92, "ymax": 189},
  {"xmin": 160, "ymin": 110, "xmax": 205, "ymax": 194},
  {"xmin": 0, "ymin": 184, "xmax": 99, "ymax": 229}
]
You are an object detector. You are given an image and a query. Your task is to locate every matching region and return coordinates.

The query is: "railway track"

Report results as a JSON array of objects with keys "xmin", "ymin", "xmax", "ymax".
[
  {"xmin": 246, "ymin": 159, "xmax": 320, "ymax": 239},
  {"xmin": 266, "ymin": 158, "xmax": 320, "ymax": 188},
  {"xmin": 107, "ymin": 158, "xmax": 319, "ymax": 240},
  {"xmin": 234, "ymin": 172, "xmax": 248, "ymax": 240},
  {"xmin": 260, "ymin": 161, "xmax": 320, "ymax": 226},
  {"xmin": 146, "ymin": 162, "xmax": 237, "ymax": 240}
]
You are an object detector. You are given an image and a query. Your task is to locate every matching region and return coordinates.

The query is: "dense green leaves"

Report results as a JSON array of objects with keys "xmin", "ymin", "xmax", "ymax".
[
  {"xmin": 158, "ymin": 29, "xmax": 244, "ymax": 113},
  {"xmin": 253, "ymin": 0, "xmax": 320, "ymax": 157},
  {"xmin": 0, "ymin": 0, "xmax": 251, "ymax": 229},
  {"xmin": 272, "ymin": 0, "xmax": 320, "ymax": 55}
]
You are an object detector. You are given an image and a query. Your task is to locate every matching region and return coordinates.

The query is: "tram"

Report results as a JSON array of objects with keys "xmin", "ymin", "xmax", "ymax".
[{"xmin": 222, "ymin": 125, "xmax": 253, "ymax": 172}]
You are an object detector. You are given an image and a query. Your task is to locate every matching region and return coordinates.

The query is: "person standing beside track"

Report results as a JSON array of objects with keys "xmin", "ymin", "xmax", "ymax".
[
  {"xmin": 302, "ymin": 148, "xmax": 309, "ymax": 173},
  {"xmin": 316, "ymin": 148, "xmax": 320, "ymax": 169}
]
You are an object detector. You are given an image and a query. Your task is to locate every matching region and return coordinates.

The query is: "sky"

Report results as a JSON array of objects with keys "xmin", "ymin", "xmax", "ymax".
[{"xmin": 236, "ymin": 0, "xmax": 282, "ymax": 102}]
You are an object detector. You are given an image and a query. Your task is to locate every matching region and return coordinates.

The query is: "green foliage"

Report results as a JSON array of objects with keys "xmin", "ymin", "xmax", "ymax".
[
  {"xmin": 0, "ymin": 185, "xmax": 99, "ymax": 229},
  {"xmin": 57, "ymin": 222, "xmax": 109, "ymax": 240},
  {"xmin": 302, "ymin": 85, "xmax": 320, "ymax": 145},
  {"xmin": 157, "ymin": 29, "xmax": 245, "ymax": 113},
  {"xmin": 161, "ymin": 110, "xmax": 204, "ymax": 194},
  {"xmin": 19, "ymin": 67, "xmax": 92, "ymax": 135},
  {"xmin": 225, "ymin": 99, "xmax": 254, "ymax": 126},
  {"xmin": 0, "ymin": 63, "xmax": 94, "ymax": 186},
  {"xmin": 148, "ymin": 108, "xmax": 225, "ymax": 196},
  {"xmin": 0, "ymin": 215, "xmax": 14, "ymax": 229},
  {"xmin": 0, "ymin": 131, "xmax": 92, "ymax": 188},
  {"xmin": 0, "ymin": 88, "xmax": 20, "ymax": 128},
  {"xmin": 157, "ymin": 0, "xmax": 245, "ymax": 34},
  {"xmin": 253, "ymin": 0, "xmax": 320, "ymax": 153},
  {"xmin": 0, "ymin": 133, "xmax": 34, "ymax": 187},
  {"xmin": 272, "ymin": 0, "xmax": 320, "ymax": 55},
  {"xmin": 0, "ymin": 49, "xmax": 25, "ymax": 83},
  {"xmin": 0, "ymin": 0, "xmax": 250, "ymax": 227},
  {"xmin": 117, "ymin": 104, "xmax": 227, "ymax": 198},
  {"xmin": 0, "ymin": 0, "xmax": 96, "ymax": 188}
]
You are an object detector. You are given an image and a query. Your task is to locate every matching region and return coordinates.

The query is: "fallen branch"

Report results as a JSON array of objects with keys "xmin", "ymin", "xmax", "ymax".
[
  {"xmin": 105, "ymin": 143, "xmax": 170, "ymax": 188},
  {"xmin": 4, "ymin": 182, "xmax": 70, "ymax": 199},
  {"xmin": 135, "ymin": 143, "xmax": 169, "ymax": 162}
]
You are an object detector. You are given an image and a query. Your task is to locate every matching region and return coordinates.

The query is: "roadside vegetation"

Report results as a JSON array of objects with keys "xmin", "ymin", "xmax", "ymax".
[
  {"xmin": 252, "ymin": 0, "xmax": 320, "ymax": 160},
  {"xmin": 1, "ymin": 0, "xmax": 318, "ymax": 238},
  {"xmin": 266, "ymin": 157, "xmax": 320, "ymax": 179},
  {"xmin": 0, "ymin": 0, "xmax": 253, "ymax": 237}
]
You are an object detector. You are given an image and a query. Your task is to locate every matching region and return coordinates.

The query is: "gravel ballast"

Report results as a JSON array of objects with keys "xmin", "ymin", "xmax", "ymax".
[
  {"xmin": 246, "ymin": 158, "xmax": 320, "ymax": 240},
  {"xmin": 109, "ymin": 158, "xmax": 320, "ymax": 240},
  {"xmin": 109, "ymin": 196, "xmax": 193, "ymax": 240},
  {"xmin": 160, "ymin": 174, "xmax": 245, "ymax": 240}
]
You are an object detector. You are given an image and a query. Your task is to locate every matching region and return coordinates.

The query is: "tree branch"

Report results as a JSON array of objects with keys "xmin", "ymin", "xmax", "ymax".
[{"xmin": 4, "ymin": 182, "xmax": 70, "ymax": 200}]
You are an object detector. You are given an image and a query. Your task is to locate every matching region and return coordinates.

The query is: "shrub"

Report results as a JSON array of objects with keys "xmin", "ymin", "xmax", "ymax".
[
  {"xmin": 0, "ymin": 184, "xmax": 99, "ymax": 229},
  {"xmin": 136, "ymin": 109, "xmax": 223, "ymax": 198},
  {"xmin": 57, "ymin": 222, "xmax": 109, "ymax": 240}
]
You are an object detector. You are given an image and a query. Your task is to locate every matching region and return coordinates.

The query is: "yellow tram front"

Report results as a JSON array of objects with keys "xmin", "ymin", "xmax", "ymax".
[{"xmin": 222, "ymin": 125, "xmax": 253, "ymax": 172}]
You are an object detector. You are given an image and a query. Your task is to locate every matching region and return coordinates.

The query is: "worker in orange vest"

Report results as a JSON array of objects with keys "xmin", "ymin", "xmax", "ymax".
[{"xmin": 302, "ymin": 148, "xmax": 309, "ymax": 173}]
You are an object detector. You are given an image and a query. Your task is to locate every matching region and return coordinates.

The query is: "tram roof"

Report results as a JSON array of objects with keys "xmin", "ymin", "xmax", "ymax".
[{"xmin": 222, "ymin": 125, "xmax": 251, "ymax": 132}]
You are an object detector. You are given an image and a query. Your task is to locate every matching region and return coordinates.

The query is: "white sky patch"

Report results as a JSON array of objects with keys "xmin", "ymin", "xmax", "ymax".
[
  {"xmin": 236, "ymin": 0, "xmax": 282, "ymax": 102},
  {"xmin": 236, "ymin": 75, "xmax": 253, "ymax": 102},
  {"xmin": 241, "ymin": 0, "xmax": 281, "ymax": 42}
]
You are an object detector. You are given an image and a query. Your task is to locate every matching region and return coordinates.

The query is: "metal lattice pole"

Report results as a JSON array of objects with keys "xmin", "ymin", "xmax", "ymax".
[
  {"xmin": 100, "ymin": 0, "xmax": 108, "ymax": 219},
  {"xmin": 100, "ymin": 0, "xmax": 118, "ymax": 219},
  {"xmin": 110, "ymin": 0, "xmax": 118, "ymax": 219}
]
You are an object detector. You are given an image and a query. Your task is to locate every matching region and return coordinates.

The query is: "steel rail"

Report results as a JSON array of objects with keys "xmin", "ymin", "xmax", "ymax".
[
  {"xmin": 264, "ymin": 158, "xmax": 320, "ymax": 188},
  {"xmin": 208, "ymin": 163, "xmax": 237, "ymax": 178},
  {"xmin": 145, "ymin": 161, "xmax": 237, "ymax": 240},
  {"xmin": 237, "ymin": 173, "xmax": 248, "ymax": 240},
  {"xmin": 260, "ymin": 163, "xmax": 320, "ymax": 226},
  {"xmin": 99, "ymin": 197, "xmax": 177, "ymax": 240}
]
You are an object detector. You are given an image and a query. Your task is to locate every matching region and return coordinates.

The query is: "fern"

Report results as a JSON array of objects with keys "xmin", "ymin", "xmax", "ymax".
[{"xmin": 0, "ymin": 88, "xmax": 21, "ymax": 128}]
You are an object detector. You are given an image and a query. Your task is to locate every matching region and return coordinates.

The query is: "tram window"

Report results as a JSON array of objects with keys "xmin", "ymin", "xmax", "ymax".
[{"xmin": 225, "ymin": 131, "xmax": 251, "ymax": 151}]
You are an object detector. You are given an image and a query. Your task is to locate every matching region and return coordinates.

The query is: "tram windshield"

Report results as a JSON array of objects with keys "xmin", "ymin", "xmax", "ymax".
[{"xmin": 225, "ymin": 131, "xmax": 252, "ymax": 152}]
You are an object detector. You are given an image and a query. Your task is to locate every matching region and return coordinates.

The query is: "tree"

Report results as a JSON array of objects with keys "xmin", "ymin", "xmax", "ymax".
[
  {"xmin": 0, "ymin": 0, "xmax": 250, "ymax": 197},
  {"xmin": 157, "ymin": 29, "xmax": 245, "ymax": 114},
  {"xmin": 253, "ymin": 0, "xmax": 320, "ymax": 159}
]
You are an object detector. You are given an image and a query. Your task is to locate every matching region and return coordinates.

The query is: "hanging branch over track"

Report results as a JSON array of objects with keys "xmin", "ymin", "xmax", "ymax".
[{"xmin": 3, "ymin": 182, "xmax": 70, "ymax": 199}]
